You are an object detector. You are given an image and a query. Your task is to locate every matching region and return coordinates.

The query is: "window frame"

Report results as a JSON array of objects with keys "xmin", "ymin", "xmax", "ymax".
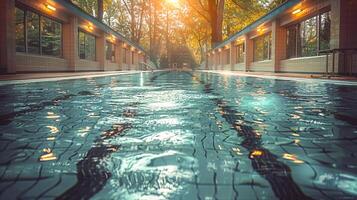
[
  {"xmin": 318, "ymin": 11, "xmax": 331, "ymax": 52},
  {"xmin": 217, "ymin": 54, "xmax": 219, "ymax": 65},
  {"xmin": 286, "ymin": 9, "xmax": 331, "ymax": 59},
  {"xmin": 132, "ymin": 51, "xmax": 135, "ymax": 65},
  {"xmin": 300, "ymin": 15, "xmax": 318, "ymax": 57},
  {"xmin": 40, "ymin": 15, "xmax": 63, "ymax": 57},
  {"xmin": 286, "ymin": 24, "xmax": 300, "ymax": 59},
  {"xmin": 235, "ymin": 43, "xmax": 245, "ymax": 64},
  {"xmin": 224, "ymin": 49, "xmax": 230, "ymax": 65},
  {"xmin": 15, "ymin": 3, "xmax": 63, "ymax": 58},
  {"xmin": 253, "ymin": 33, "xmax": 272, "ymax": 62},
  {"xmin": 123, "ymin": 48, "xmax": 127, "ymax": 64},
  {"xmin": 78, "ymin": 29, "xmax": 96, "ymax": 61},
  {"xmin": 15, "ymin": 7, "xmax": 26, "ymax": 52},
  {"xmin": 26, "ymin": 10, "xmax": 41, "ymax": 55},
  {"xmin": 105, "ymin": 41, "xmax": 115, "ymax": 62}
]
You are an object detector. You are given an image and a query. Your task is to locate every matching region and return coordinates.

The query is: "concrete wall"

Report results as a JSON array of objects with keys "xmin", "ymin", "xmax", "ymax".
[
  {"xmin": 15, "ymin": 53, "xmax": 68, "ymax": 72},
  {"xmin": 76, "ymin": 60, "xmax": 101, "ymax": 71},
  {"xmin": 233, "ymin": 63, "xmax": 245, "ymax": 71},
  {"xmin": 280, "ymin": 56, "xmax": 329, "ymax": 73},
  {"xmin": 105, "ymin": 62, "xmax": 120, "ymax": 71},
  {"xmin": 250, "ymin": 61, "xmax": 274, "ymax": 72},
  {"xmin": 223, "ymin": 65, "xmax": 231, "ymax": 71}
]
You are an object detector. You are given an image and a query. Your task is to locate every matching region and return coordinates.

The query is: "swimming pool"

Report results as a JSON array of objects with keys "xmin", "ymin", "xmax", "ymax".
[{"xmin": 0, "ymin": 71, "xmax": 357, "ymax": 200}]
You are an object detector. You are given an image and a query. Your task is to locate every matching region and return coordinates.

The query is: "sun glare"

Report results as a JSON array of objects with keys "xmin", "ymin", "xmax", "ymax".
[{"xmin": 167, "ymin": 0, "xmax": 179, "ymax": 4}]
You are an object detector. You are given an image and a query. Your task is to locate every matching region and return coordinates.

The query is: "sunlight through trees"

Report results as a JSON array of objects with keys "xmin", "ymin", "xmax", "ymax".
[{"xmin": 71, "ymin": 0, "xmax": 285, "ymax": 67}]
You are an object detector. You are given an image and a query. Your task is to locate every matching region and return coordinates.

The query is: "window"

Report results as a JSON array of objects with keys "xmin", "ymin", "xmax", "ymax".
[
  {"xmin": 132, "ymin": 51, "xmax": 135, "ymax": 64},
  {"xmin": 27, "ymin": 11, "xmax": 40, "ymax": 54},
  {"xmin": 41, "ymin": 16, "xmax": 62, "ymax": 57},
  {"xmin": 15, "ymin": 8, "xmax": 25, "ymax": 52},
  {"xmin": 78, "ymin": 31, "xmax": 96, "ymax": 61},
  {"xmin": 286, "ymin": 11, "xmax": 331, "ymax": 58},
  {"xmin": 301, "ymin": 16, "xmax": 318, "ymax": 57},
  {"xmin": 123, "ymin": 48, "xmax": 127, "ymax": 64},
  {"xmin": 236, "ymin": 43, "xmax": 245, "ymax": 63},
  {"xmin": 106, "ymin": 41, "xmax": 115, "ymax": 62},
  {"xmin": 225, "ymin": 49, "xmax": 230, "ymax": 65},
  {"xmin": 79, "ymin": 32, "xmax": 85, "ymax": 59},
  {"xmin": 253, "ymin": 33, "xmax": 272, "ymax": 62},
  {"xmin": 287, "ymin": 25, "xmax": 299, "ymax": 58},
  {"xmin": 319, "ymin": 12, "xmax": 331, "ymax": 51},
  {"xmin": 15, "ymin": 6, "xmax": 62, "ymax": 57}
]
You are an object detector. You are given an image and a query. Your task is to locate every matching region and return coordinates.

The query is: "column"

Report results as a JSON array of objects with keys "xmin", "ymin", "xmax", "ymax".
[
  {"xmin": 96, "ymin": 32, "xmax": 106, "ymax": 71},
  {"xmin": 115, "ymin": 40, "xmax": 122, "ymax": 71},
  {"xmin": 0, "ymin": 0, "xmax": 15, "ymax": 73},
  {"xmin": 63, "ymin": 16, "xmax": 78, "ymax": 71},
  {"xmin": 134, "ymin": 52, "xmax": 138, "ymax": 70},
  {"xmin": 129, "ymin": 50, "xmax": 133, "ymax": 70},
  {"xmin": 242, "ymin": 35, "xmax": 248, "ymax": 71},
  {"xmin": 245, "ymin": 34, "xmax": 254, "ymax": 72},
  {"xmin": 336, "ymin": 0, "xmax": 357, "ymax": 49},
  {"xmin": 272, "ymin": 19, "xmax": 287, "ymax": 72},
  {"xmin": 230, "ymin": 42, "xmax": 236, "ymax": 70},
  {"xmin": 214, "ymin": 53, "xmax": 217, "ymax": 70},
  {"xmin": 205, "ymin": 53, "xmax": 209, "ymax": 70},
  {"xmin": 333, "ymin": 0, "xmax": 357, "ymax": 73}
]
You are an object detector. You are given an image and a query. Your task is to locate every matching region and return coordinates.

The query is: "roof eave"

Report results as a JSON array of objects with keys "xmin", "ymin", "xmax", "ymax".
[{"xmin": 54, "ymin": 0, "xmax": 146, "ymax": 53}]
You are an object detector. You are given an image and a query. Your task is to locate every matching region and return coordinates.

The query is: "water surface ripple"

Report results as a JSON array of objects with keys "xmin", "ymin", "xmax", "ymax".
[{"xmin": 0, "ymin": 72, "xmax": 357, "ymax": 200}]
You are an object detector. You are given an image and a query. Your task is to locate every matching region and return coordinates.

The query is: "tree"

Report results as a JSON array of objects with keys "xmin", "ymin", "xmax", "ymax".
[
  {"xmin": 208, "ymin": 0, "xmax": 225, "ymax": 46},
  {"xmin": 72, "ymin": 0, "xmax": 98, "ymax": 16},
  {"xmin": 186, "ymin": 0, "xmax": 273, "ymax": 47},
  {"xmin": 98, "ymin": 0, "xmax": 103, "ymax": 21},
  {"xmin": 71, "ymin": 0, "xmax": 286, "ymax": 67},
  {"xmin": 121, "ymin": 0, "xmax": 147, "ymax": 43}
]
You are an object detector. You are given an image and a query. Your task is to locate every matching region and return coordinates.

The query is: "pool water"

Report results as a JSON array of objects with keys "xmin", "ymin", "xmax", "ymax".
[{"xmin": 1, "ymin": 72, "xmax": 357, "ymax": 200}]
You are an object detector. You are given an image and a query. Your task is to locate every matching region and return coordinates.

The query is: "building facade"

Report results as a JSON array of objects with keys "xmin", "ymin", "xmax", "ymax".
[
  {"xmin": 0, "ymin": 0, "xmax": 147, "ymax": 74},
  {"xmin": 206, "ymin": 0, "xmax": 357, "ymax": 74}
]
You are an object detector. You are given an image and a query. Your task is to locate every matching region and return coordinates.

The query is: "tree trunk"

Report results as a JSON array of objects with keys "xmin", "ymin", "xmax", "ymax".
[
  {"xmin": 130, "ymin": 2, "xmax": 136, "ymax": 42},
  {"xmin": 208, "ymin": 0, "xmax": 224, "ymax": 46},
  {"xmin": 97, "ymin": 0, "xmax": 103, "ymax": 21}
]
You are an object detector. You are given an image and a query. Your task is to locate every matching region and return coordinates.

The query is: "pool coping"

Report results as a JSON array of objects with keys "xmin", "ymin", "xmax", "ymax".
[
  {"xmin": 199, "ymin": 70, "xmax": 357, "ymax": 86},
  {"xmin": 1, "ymin": 70, "xmax": 356, "ymax": 86},
  {"xmin": 0, "ymin": 70, "xmax": 167, "ymax": 86}
]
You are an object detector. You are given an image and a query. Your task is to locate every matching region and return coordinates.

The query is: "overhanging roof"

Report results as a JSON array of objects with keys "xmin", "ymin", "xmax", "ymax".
[
  {"xmin": 54, "ymin": 0, "xmax": 146, "ymax": 53},
  {"xmin": 211, "ymin": 0, "xmax": 300, "ymax": 51}
]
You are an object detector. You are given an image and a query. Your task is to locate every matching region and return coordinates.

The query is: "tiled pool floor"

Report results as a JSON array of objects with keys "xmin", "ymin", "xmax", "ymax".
[{"xmin": 0, "ymin": 72, "xmax": 357, "ymax": 199}]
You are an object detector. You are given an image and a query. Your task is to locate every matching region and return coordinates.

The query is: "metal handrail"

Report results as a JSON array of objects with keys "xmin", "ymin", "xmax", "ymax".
[{"xmin": 319, "ymin": 48, "xmax": 357, "ymax": 76}]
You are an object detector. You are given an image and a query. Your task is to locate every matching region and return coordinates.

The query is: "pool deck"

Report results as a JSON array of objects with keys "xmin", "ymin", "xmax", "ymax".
[
  {"xmin": 0, "ymin": 71, "xmax": 142, "ymax": 81},
  {"xmin": 199, "ymin": 70, "xmax": 357, "ymax": 82},
  {"xmin": 0, "ymin": 71, "xmax": 162, "ymax": 86},
  {"xmin": 0, "ymin": 70, "xmax": 356, "ymax": 85}
]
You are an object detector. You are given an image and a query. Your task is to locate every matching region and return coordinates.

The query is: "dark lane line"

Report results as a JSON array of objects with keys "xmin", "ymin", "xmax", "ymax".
[
  {"xmin": 187, "ymin": 72, "xmax": 313, "ymax": 200},
  {"xmin": 149, "ymin": 71, "xmax": 171, "ymax": 82},
  {"xmin": 0, "ymin": 91, "xmax": 96, "ymax": 126},
  {"xmin": 57, "ymin": 71, "xmax": 166, "ymax": 199},
  {"xmin": 56, "ymin": 123, "xmax": 132, "ymax": 200}
]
